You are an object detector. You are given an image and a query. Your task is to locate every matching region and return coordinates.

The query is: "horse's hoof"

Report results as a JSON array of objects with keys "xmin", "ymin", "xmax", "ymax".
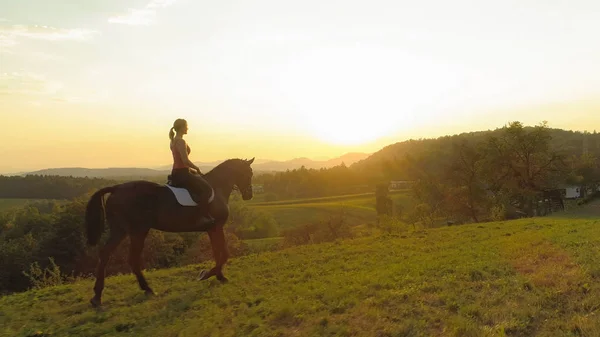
[
  {"xmin": 90, "ymin": 297, "xmax": 101, "ymax": 308},
  {"xmin": 145, "ymin": 290, "xmax": 156, "ymax": 296},
  {"xmin": 218, "ymin": 277, "xmax": 229, "ymax": 284},
  {"xmin": 198, "ymin": 270, "xmax": 209, "ymax": 280}
]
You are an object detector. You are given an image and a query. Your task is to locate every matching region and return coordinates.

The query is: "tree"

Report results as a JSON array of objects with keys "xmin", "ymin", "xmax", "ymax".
[
  {"xmin": 568, "ymin": 152, "xmax": 600, "ymax": 195},
  {"xmin": 442, "ymin": 138, "xmax": 489, "ymax": 222},
  {"xmin": 402, "ymin": 149, "xmax": 448, "ymax": 223},
  {"xmin": 482, "ymin": 121, "xmax": 568, "ymax": 216},
  {"xmin": 375, "ymin": 183, "xmax": 393, "ymax": 219}
]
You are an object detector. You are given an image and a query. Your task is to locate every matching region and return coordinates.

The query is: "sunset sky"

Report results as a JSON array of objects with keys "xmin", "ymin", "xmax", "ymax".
[{"xmin": 1, "ymin": 0, "xmax": 600, "ymax": 173}]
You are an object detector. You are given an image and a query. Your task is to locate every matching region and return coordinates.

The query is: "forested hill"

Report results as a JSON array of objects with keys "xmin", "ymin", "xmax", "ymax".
[
  {"xmin": 0, "ymin": 175, "xmax": 118, "ymax": 199},
  {"xmin": 347, "ymin": 122, "xmax": 600, "ymax": 225},
  {"xmin": 350, "ymin": 125, "xmax": 600, "ymax": 180}
]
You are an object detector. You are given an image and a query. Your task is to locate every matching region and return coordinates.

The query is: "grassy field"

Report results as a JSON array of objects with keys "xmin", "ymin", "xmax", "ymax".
[
  {"xmin": 249, "ymin": 190, "xmax": 414, "ymax": 229},
  {"xmin": 243, "ymin": 237, "xmax": 284, "ymax": 253},
  {"xmin": 0, "ymin": 199, "xmax": 38, "ymax": 211},
  {"xmin": 2, "ymin": 205, "xmax": 600, "ymax": 336}
]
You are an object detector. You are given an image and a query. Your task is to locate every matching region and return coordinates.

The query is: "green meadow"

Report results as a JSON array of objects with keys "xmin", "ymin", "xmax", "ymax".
[
  {"xmin": 2, "ymin": 205, "xmax": 600, "ymax": 336},
  {"xmin": 249, "ymin": 190, "xmax": 413, "ymax": 229}
]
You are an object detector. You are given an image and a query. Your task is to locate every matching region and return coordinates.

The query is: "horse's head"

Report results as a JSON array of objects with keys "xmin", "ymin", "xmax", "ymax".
[
  {"xmin": 234, "ymin": 157, "xmax": 255, "ymax": 200},
  {"xmin": 205, "ymin": 157, "xmax": 256, "ymax": 200}
]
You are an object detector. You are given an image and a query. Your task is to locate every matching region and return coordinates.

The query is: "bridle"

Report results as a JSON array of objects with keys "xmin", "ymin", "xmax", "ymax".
[{"xmin": 233, "ymin": 182, "xmax": 253, "ymax": 197}]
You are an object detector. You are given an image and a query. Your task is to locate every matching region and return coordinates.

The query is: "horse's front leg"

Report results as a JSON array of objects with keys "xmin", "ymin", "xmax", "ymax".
[
  {"xmin": 198, "ymin": 201, "xmax": 229, "ymax": 282},
  {"xmin": 199, "ymin": 224, "xmax": 228, "ymax": 283},
  {"xmin": 198, "ymin": 227, "xmax": 219, "ymax": 281}
]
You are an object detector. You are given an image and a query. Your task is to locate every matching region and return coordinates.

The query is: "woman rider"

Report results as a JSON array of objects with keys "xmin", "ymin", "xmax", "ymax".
[{"xmin": 169, "ymin": 118, "xmax": 215, "ymax": 228}]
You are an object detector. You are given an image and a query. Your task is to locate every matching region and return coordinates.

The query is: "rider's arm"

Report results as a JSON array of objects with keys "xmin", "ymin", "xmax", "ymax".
[{"xmin": 175, "ymin": 139, "xmax": 200, "ymax": 172}]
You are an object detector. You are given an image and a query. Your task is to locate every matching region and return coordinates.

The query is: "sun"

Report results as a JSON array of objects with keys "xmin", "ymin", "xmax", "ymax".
[{"xmin": 307, "ymin": 113, "xmax": 394, "ymax": 145}]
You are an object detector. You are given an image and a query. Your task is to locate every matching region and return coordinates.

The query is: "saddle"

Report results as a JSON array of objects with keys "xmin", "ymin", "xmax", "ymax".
[{"xmin": 165, "ymin": 175, "xmax": 214, "ymax": 207}]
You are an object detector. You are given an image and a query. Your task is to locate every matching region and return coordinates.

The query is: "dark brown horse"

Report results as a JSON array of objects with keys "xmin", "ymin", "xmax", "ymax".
[{"xmin": 84, "ymin": 158, "xmax": 255, "ymax": 307}]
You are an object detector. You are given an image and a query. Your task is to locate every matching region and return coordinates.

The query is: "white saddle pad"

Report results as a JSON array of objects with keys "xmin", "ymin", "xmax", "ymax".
[{"xmin": 165, "ymin": 185, "xmax": 214, "ymax": 206}]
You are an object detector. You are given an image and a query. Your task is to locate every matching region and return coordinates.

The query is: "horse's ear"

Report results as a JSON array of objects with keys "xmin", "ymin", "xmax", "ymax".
[{"xmin": 247, "ymin": 157, "xmax": 255, "ymax": 165}]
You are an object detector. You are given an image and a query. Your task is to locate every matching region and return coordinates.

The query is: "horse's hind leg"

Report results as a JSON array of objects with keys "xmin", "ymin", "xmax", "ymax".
[
  {"xmin": 129, "ymin": 229, "xmax": 154, "ymax": 296},
  {"xmin": 91, "ymin": 227, "xmax": 126, "ymax": 307},
  {"xmin": 214, "ymin": 225, "xmax": 230, "ymax": 282}
]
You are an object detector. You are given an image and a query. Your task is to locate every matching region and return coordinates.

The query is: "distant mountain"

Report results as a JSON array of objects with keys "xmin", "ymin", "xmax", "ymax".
[
  {"xmin": 20, "ymin": 152, "xmax": 372, "ymax": 178},
  {"xmin": 25, "ymin": 167, "xmax": 170, "ymax": 178},
  {"xmin": 154, "ymin": 152, "xmax": 371, "ymax": 172},
  {"xmin": 250, "ymin": 152, "xmax": 371, "ymax": 171},
  {"xmin": 152, "ymin": 158, "xmax": 274, "ymax": 171}
]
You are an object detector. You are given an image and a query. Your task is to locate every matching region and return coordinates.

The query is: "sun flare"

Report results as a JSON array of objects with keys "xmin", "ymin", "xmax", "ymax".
[{"xmin": 307, "ymin": 114, "xmax": 395, "ymax": 145}]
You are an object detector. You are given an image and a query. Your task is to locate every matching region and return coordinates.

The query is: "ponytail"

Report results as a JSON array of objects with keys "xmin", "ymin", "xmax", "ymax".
[{"xmin": 169, "ymin": 118, "xmax": 187, "ymax": 140}]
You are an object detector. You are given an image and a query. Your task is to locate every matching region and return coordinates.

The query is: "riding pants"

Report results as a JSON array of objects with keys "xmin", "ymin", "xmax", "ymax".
[{"xmin": 170, "ymin": 168, "xmax": 213, "ymax": 205}]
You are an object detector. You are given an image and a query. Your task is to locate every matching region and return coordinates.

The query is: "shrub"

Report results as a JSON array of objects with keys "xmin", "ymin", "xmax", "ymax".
[
  {"xmin": 282, "ymin": 211, "xmax": 353, "ymax": 247},
  {"xmin": 227, "ymin": 195, "xmax": 280, "ymax": 239},
  {"xmin": 375, "ymin": 215, "xmax": 409, "ymax": 234},
  {"xmin": 282, "ymin": 223, "xmax": 319, "ymax": 247},
  {"xmin": 490, "ymin": 204, "xmax": 506, "ymax": 221},
  {"xmin": 577, "ymin": 191, "xmax": 599, "ymax": 205},
  {"xmin": 180, "ymin": 231, "xmax": 248, "ymax": 265},
  {"xmin": 22, "ymin": 257, "xmax": 71, "ymax": 290}
]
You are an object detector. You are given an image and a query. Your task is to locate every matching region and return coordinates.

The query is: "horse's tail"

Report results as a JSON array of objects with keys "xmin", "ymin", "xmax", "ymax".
[{"xmin": 85, "ymin": 186, "xmax": 116, "ymax": 246}]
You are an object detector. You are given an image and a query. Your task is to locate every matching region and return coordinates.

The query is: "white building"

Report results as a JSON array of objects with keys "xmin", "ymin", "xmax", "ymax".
[
  {"xmin": 562, "ymin": 185, "xmax": 600, "ymax": 199},
  {"xmin": 564, "ymin": 186, "xmax": 581, "ymax": 199},
  {"xmin": 389, "ymin": 180, "xmax": 411, "ymax": 190}
]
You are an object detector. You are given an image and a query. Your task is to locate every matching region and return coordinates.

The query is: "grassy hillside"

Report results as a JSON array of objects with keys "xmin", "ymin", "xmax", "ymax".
[
  {"xmin": 2, "ymin": 212, "xmax": 600, "ymax": 336},
  {"xmin": 249, "ymin": 190, "xmax": 413, "ymax": 229},
  {"xmin": 243, "ymin": 237, "xmax": 284, "ymax": 253}
]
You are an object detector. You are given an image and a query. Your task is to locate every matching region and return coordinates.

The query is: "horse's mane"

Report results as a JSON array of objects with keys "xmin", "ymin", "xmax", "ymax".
[{"xmin": 205, "ymin": 158, "xmax": 246, "ymax": 175}]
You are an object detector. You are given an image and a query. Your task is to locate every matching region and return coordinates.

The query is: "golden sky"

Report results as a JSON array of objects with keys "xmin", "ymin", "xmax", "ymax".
[{"xmin": 1, "ymin": 0, "xmax": 600, "ymax": 173}]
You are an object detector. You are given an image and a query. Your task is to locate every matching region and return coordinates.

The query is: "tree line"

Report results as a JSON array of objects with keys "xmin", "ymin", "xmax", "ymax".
[
  {"xmin": 2, "ymin": 166, "xmax": 370, "ymax": 201},
  {"xmin": 0, "ymin": 175, "xmax": 118, "ymax": 199},
  {"xmin": 252, "ymin": 163, "xmax": 371, "ymax": 200}
]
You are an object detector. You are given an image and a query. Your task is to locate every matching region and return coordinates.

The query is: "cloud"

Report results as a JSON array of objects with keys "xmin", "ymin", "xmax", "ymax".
[
  {"xmin": 0, "ymin": 24, "xmax": 98, "ymax": 47},
  {"xmin": 0, "ymin": 72, "xmax": 111, "ymax": 105},
  {"xmin": 0, "ymin": 34, "xmax": 16, "ymax": 47},
  {"xmin": 0, "ymin": 46, "xmax": 66, "ymax": 63},
  {"xmin": 108, "ymin": 9, "xmax": 156, "ymax": 26},
  {"xmin": 28, "ymin": 51, "xmax": 66, "ymax": 62},
  {"xmin": 108, "ymin": 0, "xmax": 176, "ymax": 26},
  {"xmin": 0, "ymin": 72, "xmax": 63, "ymax": 97}
]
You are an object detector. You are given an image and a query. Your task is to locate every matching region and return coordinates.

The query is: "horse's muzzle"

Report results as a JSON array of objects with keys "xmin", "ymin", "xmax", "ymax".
[{"xmin": 241, "ymin": 185, "xmax": 253, "ymax": 200}]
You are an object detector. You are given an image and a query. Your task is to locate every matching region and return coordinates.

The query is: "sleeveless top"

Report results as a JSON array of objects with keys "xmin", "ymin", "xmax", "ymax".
[{"xmin": 170, "ymin": 139, "xmax": 191, "ymax": 170}]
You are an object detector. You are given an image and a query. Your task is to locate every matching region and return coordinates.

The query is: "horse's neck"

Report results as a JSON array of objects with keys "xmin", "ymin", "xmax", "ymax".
[{"xmin": 204, "ymin": 172, "xmax": 234, "ymax": 202}]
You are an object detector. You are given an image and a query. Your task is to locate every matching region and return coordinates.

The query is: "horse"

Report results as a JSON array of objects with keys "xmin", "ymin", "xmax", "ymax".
[{"xmin": 84, "ymin": 157, "xmax": 255, "ymax": 307}]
